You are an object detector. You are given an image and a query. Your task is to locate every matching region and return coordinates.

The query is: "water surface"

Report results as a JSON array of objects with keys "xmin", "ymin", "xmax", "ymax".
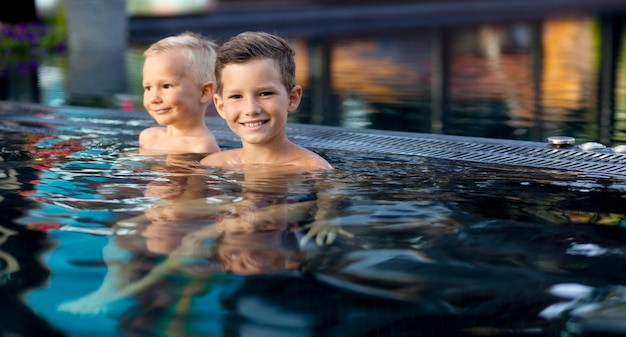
[{"xmin": 1, "ymin": 104, "xmax": 626, "ymax": 336}]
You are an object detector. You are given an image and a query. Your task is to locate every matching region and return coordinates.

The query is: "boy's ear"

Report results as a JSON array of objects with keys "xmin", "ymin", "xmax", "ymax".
[
  {"xmin": 213, "ymin": 93, "xmax": 226, "ymax": 119},
  {"xmin": 287, "ymin": 85, "xmax": 303, "ymax": 113},
  {"xmin": 201, "ymin": 81, "xmax": 215, "ymax": 104}
]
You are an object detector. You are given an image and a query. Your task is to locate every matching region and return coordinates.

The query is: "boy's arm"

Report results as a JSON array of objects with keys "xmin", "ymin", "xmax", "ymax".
[
  {"xmin": 291, "ymin": 181, "xmax": 354, "ymax": 246},
  {"xmin": 171, "ymin": 223, "xmax": 221, "ymax": 257}
]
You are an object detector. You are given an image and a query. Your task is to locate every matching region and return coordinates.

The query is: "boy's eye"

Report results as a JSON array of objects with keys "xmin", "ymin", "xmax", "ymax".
[
  {"xmin": 229, "ymin": 94, "xmax": 242, "ymax": 99},
  {"xmin": 163, "ymin": 84, "xmax": 173, "ymax": 89},
  {"xmin": 259, "ymin": 91, "xmax": 273, "ymax": 97}
]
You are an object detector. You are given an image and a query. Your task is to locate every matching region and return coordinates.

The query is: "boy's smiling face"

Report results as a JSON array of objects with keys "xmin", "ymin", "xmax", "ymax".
[
  {"xmin": 214, "ymin": 58, "xmax": 302, "ymax": 147},
  {"xmin": 142, "ymin": 49, "xmax": 211, "ymax": 127}
]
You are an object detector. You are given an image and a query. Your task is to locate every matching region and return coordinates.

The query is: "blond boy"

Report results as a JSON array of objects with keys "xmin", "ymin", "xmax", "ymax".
[{"xmin": 140, "ymin": 31, "xmax": 220, "ymax": 154}]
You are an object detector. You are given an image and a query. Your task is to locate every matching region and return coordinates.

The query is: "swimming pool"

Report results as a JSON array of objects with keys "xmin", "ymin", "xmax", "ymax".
[{"xmin": 2, "ymin": 101, "xmax": 626, "ymax": 336}]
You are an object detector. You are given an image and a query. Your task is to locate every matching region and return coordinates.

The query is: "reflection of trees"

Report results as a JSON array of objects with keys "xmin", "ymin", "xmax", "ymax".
[
  {"xmin": 330, "ymin": 37, "xmax": 430, "ymax": 132},
  {"xmin": 294, "ymin": 17, "xmax": 601, "ymax": 142},
  {"xmin": 542, "ymin": 17, "xmax": 596, "ymax": 114},
  {"xmin": 541, "ymin": 17, "xmax": 597, "ymax": 142}
]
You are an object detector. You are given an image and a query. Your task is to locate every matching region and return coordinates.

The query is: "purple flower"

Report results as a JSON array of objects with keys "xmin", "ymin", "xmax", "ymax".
[{"xmin": 0, "ymin": 21, "xmax": 65, "ymax": 73}]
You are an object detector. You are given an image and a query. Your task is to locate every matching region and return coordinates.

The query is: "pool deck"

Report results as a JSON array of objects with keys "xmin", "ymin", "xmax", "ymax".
[
  {"xmin": 2, "ymin": 101, "xmax": 626, "ymax": 179},
  {"xmin": 128, "ymin": 0, "xmax": 626, "ymax": 43}
]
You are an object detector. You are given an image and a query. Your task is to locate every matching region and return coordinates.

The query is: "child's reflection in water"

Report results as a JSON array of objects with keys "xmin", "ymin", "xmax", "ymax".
[
  {"xmin": 117, "ymin": 179, "xmax": 327, "ymax": 336},
  {"xmin": 128, "ymin": 191, "xmax": 314, "ymax": 336},
  {"xmin": 185, "ymin": 189, "xmax": 308, "ymax": 275},
  {"xmin": 57, "ymin": 159, "xmax": 221, "ymax": 315},
  {"xmin": 58, "ymin": 164, "xmax": 350, "ymax": 329}
]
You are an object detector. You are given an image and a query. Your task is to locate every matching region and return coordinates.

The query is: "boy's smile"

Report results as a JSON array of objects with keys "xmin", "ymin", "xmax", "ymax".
[
  {"xmin": 142, "ymin": 49, "xmax": 206, "ymax": 128},
  {"xmin": 242, "ymin": 120, "xmax": 269, "ymax": 128},
  {"xmin": 199, "ymin": 31, "xmax": 331, "ymax": 169},
  {"xmin": 214, "ymin": 58, "xmax": 301, "ymax": 146}
]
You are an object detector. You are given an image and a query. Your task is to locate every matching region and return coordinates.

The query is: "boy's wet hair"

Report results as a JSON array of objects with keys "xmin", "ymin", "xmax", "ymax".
[
  {"xmin": 214, "ymin": 31, "xmax": 296, "ymax": 94},
  {"xmin": 144, "ymin": 31, "xmax": 218, "ymax": 85}
]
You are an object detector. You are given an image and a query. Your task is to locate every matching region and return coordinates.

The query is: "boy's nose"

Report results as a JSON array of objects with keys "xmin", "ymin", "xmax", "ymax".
[
  {"xmin": 147, "ymin": 90, "xmax": 162, "ymax": 103},
  {"xmin": 244, "ymin": 98, "xmax": 261, "ymax": 115}
]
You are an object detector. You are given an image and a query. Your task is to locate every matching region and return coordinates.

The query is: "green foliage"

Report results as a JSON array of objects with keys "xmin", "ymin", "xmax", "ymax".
[{"xmin": 0, "ymin": 6, "xmax": 67, "ymax": 73}]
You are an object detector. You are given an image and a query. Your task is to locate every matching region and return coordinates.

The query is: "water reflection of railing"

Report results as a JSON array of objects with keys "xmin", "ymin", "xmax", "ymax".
[
  {"xmin": 0, "ymin": 226, "xmax": 19, "ymax": 278},
  {"xmin": 0, "ymin": 165, "xmax": 23, "ymax": 279}
]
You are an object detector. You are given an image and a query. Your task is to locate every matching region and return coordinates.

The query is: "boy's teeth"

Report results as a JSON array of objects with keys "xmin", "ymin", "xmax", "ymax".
[{"xmin": 244, "ymin": 121, "xmax": 264, "ymax": 127}]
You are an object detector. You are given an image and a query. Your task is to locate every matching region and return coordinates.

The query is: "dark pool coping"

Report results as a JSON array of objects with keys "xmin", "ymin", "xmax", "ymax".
[{"xmin": 2, "ymin": 101, "xmax": 626, "ymax": 178}]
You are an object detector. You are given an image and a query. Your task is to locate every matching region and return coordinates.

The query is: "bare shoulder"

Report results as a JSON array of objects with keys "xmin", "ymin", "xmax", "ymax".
[
  {"xmin": 139, "ymin": 127, "xmax": 166, "ymax": 146},
  {"xmin": 199, "ymin": 148, "xmax": 242, "ymax": 166},
  {"xmin": 189, "ymin": 131, "xmax": 221, "ymax": 153},
  {"xmin": 298, "ymin": 147, "xmax": 333, "ymax": 170}
]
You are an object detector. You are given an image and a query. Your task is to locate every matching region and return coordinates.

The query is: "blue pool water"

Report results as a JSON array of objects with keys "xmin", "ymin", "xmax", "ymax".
[{"xmin": 2, "ymin": 102, "xmax": 626, "ymax": 336}]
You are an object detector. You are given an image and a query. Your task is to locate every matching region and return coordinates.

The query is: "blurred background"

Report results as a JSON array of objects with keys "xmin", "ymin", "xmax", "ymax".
[{"xmin": 2, "ymin": 0, "xmax": 626, "ymax": 146}]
